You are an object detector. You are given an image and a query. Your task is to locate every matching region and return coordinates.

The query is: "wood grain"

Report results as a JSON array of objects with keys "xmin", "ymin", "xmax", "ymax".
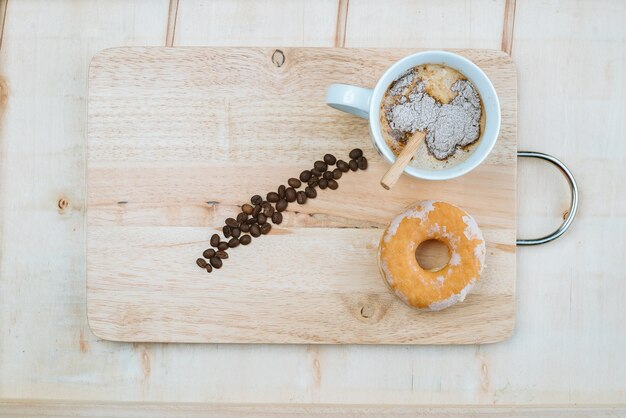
[
  {"xmin": 345, "ymin": 0, "xmax": 506, "ymax": 49},
  {"xmin": 0, "ymin": 0, "xmax": 172, "ymax": 402},
  {"xmin": 165, "ymin": 0, "xmax": 179, "ymax": 47},
  {"xmin": 2, "ymin": 0, "xmax": 624, "ymax": 408},
  {"xmin": 501, "ymin": 0, "xmax": 516, "ymax": 55},
  {"xmin": 86, "ymin": 47, "xmax": 517, "ymax": 344},
  {"xmin": 510, "ymin": 0, "xmax": 626, "ymax": 403},
  {"xmin": 2, "ymin": 400, "xmax": 625, "ymax": 417},
  {"xmin": 175, "ymin": 0, "xmax": 339, "ymax": 46},
  {"xmin": 0, "ymin": 0, "xmax": 7, "ymax": 52},
  {"xmin": 334, "ymin": 0, "xmax": 349, "ymax": 47}
]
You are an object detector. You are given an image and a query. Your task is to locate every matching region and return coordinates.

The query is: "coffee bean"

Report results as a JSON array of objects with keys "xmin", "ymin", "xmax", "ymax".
[
  {"xmin": 349, "ymin": 159, "xmax": 358, "ymax": 171},
  {"xmin": 271, "ymin": 211, "xmax": 283, "ymax": 224},
  {"xmin": 310, "ymin": 168, "xmax": 322, "ymax": 177},
  {"xmin": 228, "ymin": 238, "xmax": 240, "ymax": 248},
  {"xmin": 266, "ymin": 192, "xmax": 279, "ymax": 203},
  {"xmin": 237, "ymin": 212, "xmax": 248, "ymax": 225},
  {"xmin": 251, "ymin": 195, "xmax": 262, "ymax": 205},
  {"xmin": 357, "ymin": 156, "xmax": 368, "ymax": 170},
  {"xmin": 332, "ymin": 168, "xmax": 343, "ymax": 179},
  {"xmin": 276, "ymin": 199, "xmax": 288, "ymax": 212},
  {"xmin": 288, "ymin": 178, "xmax": 301, "ymax": 188},
  {"xmin": 337, "ymin": 159, "xmax": 349, "ymax": 172},
  {"xmin": 252, "ymin": 204, "xmax": 262, "ymax": 217},
  {"xmin": 305, "ymin": 186, "xmax": 317, "ymax": 198},
  {"xmin": 218, "ymin": 241, "xmax": 229, "ymax": 251},
  {"xmin": 285, "ymin": 187, "xmax": 297, "ymax": 202},
  {"xmin": 216, "ymin": 250, "xmax": 229, "ymax": 259},
  {"xmin": 240, "ymin": 234, "xmax": 252, "ymax": 245},
  {"xmin": 206, "ymin": 265, "xmax": 212, "ymax": 273},
  {"xmin": 308, "ymin": 176, "xmax": 319, "ymax": 187},
  {"xmin": 278, "ymin": 185, "xmax": 286, "ymax": 199},
  {"xmin": 323, "ymin": 171, "xmax": 333, "ymax": 180},
  {"xmin": 250, "ymin": 224, "xmax": 261, "ymax": 237},
  {"xmin": 240, "ymin": 223, "xmax": 250, "ymax": 233},
  {"xmin": 196, "ymin": 258, "xmax": 207, "ymax": 268},
  {"xmin": 263, "ymin": 204, "xmax": 274, "ymax": 217},
  {"xmin": 324, "ymin": 153, "xmax": 337, "ymax": 165},
  {"xmin": 210, "ymin": 234, "xmax": 220, "ymax": 247},
  {"xmin": 257, "ymin": 213, "xmax": 267, "ymax": 225},
  {"xmin": 231, "ymin": 227, "xmax": 241, "ymax": 238},
  {"xmin": 242, "ymin": 203, "xmax": 254, "ymax": 215},
  {"xmin": 246, "ymin": 216, "xmax": 258, "ymax": 225},
  {"xmin": 261, "ymin": 223, "xmax": 272, "ymax": 235},
  {"xmin": 328, "ymin": 179, "xmax": 339, "ymax": 190},
  {"xmin": 210, "ymin": 256, "xmax": 223, "ymax": 269},
  {"xmin": 222, "ymin": 225, "xmax": 232, "ymax": 238},
  {"xmin": 319, "ymin": 178, "xmax": 328, "ymax": 189},
  {"xmin": 296, "ymin": 191, "xmax": 307, "ymax": 204},
  {"xmin": 349, "ymin": 148, "xmax": 363, "ymax": 159},
  {"xmin": 225, "ymin": 217, "xmax": 238, "ymax": 228},
  {"xmin": 203, "ymin": 248, "xmax": 216, "ymax": 259},
  {"xmin": 299, "ymin": 170, "xmax": 312, "ymax": 182},
  {"xmin": 314, "ymin": 160, "xmax": 328, "ymax": 172}
]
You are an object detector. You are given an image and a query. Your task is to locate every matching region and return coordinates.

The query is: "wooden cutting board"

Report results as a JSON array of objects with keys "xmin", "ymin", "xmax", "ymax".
[{"xmin": 87, "ymin": 47, "xmax": 517, "ymax": 344}]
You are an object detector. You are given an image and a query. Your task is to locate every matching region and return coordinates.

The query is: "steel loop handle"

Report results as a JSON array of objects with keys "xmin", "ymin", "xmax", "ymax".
[{"xmin": 516, "ymin": 151, "xmax": 579, "ymax": 246}]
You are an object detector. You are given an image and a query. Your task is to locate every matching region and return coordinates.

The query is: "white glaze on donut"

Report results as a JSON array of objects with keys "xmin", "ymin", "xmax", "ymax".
[
  {"xmin": 384, "ymin": 200, "xmax": 435, "ymax": 243},
  {"xmin": 428, "ymin": 278, "xmax": 477, "ymax": 311}
]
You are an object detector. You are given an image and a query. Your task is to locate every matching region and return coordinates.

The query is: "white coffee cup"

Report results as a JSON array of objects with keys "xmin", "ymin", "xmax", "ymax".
[{"xmin": 326, "ymin": 50, "xmax": 500, "ymax": 181}]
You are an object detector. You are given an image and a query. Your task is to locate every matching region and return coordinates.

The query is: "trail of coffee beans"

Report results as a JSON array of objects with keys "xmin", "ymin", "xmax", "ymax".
[{"xmin": 196, "ymin": 149, "xmax": 368, "ymax": 273}]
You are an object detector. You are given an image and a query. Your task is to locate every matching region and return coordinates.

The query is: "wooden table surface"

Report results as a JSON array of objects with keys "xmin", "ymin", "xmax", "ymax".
[{"xmin": 0, "ymin": 0, "xmax": 624, "ymax": 415}]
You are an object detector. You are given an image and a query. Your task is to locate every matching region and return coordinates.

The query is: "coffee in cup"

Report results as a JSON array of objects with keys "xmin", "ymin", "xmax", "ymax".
[{"xmin": 379, "ymin": 64, "xmax": 486, "ymax": 170}]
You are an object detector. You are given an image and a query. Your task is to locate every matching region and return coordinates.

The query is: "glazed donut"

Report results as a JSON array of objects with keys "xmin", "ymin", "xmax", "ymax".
[{"xmin": 378, "ymin": 201, "xmax": 486, "ymax": 311}]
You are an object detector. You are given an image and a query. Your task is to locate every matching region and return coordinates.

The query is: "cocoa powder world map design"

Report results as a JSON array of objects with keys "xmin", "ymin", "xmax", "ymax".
[{"xmin": 385, "ymin": 72, "xmax": 482, "ymax": 160}]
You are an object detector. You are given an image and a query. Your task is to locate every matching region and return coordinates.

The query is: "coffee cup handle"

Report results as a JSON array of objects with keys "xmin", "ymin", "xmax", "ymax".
[{"xmin": 326, "ymin": 84, "xmax": 373, "ymax": 119}]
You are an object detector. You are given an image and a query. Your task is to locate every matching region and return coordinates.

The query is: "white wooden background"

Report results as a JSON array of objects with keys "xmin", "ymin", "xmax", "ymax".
[{"xmin": 0, "ymin": 0, "xmax": 624, "ymax": 414}]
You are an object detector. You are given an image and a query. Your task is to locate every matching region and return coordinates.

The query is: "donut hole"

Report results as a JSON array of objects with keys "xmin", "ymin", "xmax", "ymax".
[{"xmin": 415, "ymin": 239, "xmax": 451, "ymax": 271}]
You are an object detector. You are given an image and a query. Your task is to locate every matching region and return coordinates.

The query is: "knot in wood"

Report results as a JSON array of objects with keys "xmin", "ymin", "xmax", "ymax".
[
  {"xmin": 57, "ymin": 197, "xmax": 69, "ymax": 211},
  {"xmin": 360, "ymin": 305, "xmax": 376, "ymax": 319}
]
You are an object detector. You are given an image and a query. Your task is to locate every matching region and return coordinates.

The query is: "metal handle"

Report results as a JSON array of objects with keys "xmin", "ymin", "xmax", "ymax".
[{"xmin": 516, "ymin": 151, "xmax": 579, "ymax": 246}]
